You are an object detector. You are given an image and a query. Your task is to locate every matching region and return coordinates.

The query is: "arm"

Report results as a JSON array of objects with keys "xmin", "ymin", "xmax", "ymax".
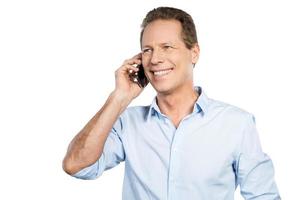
[
  {"xmin": 62, "ymin": 54, "xmax": 144, "ymax": 175},
  {"xmin": 236, "ymin": 114, "xmax": 281, "ymax": 199}
]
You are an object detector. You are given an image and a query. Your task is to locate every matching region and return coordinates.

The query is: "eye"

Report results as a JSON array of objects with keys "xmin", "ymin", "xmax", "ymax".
[
  {"xmin": 142, "ymin": 48, "xmax": 152, "ymax": 54},
  {"xmin": 163, "ymin": 45, "xmax": 173, "ymax": 50}
]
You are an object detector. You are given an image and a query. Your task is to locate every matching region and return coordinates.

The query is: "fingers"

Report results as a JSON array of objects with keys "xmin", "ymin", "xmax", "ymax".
[
  {"xmin": 115, "ymin": 61, "xmax": 140, "ymax": 78},
  {"xmin": 120, "ymin": 64, "xmax": 140, "ymax": 74},
  {"xmin": 121, "ymin": 54, "xmax": 143, "ymax": 73},
  {"xmin": 115, "ymin": 53, "xmax": 143, "ymax": 80},
  {"xmin": 122, "ymin": 53, "xmax": 142, "ymax": 65},
  {"xmin": 122, "ymin": 58, "xmax": 142, "ymax": 66}
]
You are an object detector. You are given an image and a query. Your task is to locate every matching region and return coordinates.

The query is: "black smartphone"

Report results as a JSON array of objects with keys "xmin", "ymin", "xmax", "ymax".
[{"xmin": 129, "ymin": 64, "xmax": 148, "ymax": 88}]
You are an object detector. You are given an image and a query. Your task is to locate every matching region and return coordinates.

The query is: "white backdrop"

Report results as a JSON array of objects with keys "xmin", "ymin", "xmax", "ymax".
[{"xmin": 0, "ymin": 0, "xmax": 299, "ymax": 199}]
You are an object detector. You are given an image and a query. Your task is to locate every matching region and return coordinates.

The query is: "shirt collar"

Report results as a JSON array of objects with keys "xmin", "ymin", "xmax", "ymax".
[{"xmin": 146, "ymin": 86, "xmax": 210, "ymax": 121}]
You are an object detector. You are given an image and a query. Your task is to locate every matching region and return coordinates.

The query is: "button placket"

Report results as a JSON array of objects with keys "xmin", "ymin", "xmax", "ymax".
[{"xmin": 167, "ymin": 123, "xmax": 185, "ymax": 200}]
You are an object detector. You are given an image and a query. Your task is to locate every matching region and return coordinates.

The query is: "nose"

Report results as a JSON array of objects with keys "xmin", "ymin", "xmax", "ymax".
[{"xmin": 150, "ymin": 49, "xmax": 164, "ymax": 65}]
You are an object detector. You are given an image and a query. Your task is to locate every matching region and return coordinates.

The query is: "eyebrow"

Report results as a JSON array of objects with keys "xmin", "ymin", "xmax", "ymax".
[
  {"xmin": 141, "ymin": 45, "xmax": 152, "ymax": 49},
  {"xmin": 142, "ymin": 42, "xmax": 175, "ymax": 49}
]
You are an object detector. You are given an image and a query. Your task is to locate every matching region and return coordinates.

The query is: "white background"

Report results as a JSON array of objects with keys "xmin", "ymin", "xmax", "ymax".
[{"xmin": 0, "ymin": 0, "xmax": 299, "ymax": 199}]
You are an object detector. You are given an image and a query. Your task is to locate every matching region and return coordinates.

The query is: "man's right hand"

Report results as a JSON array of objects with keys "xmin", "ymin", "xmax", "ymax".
[
  {"xmin": 63, "ymin": 53, "xmax": 147, "ymax": 175},
  {"xmin": 113, "ymin": 53, "xmax": 146, "ymax": 103}
]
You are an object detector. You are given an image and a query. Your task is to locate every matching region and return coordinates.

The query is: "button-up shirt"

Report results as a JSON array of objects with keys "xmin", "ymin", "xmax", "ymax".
[{"xmin": 73, "ymin": 86, "xmax": 280, "ymax": 200}]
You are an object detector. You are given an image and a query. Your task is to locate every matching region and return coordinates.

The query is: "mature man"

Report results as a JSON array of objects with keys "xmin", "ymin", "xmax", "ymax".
[{"xmin": 63, "ymin": 7, "xmax": 280, "ymax": 199}]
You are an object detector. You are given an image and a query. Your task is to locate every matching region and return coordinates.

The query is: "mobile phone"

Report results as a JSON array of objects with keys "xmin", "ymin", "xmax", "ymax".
[{"xmin": 129, "ymin": 64, "xmax": 148, "ymax": 88}]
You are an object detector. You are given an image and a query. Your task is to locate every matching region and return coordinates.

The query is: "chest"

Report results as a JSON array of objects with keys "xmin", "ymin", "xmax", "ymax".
[{"xmin": 122, "ymin": 119, "xmax": 240, "ymax": 184}]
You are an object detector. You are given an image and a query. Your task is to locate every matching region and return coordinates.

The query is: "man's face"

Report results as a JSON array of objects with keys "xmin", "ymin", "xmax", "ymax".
[{"xmin": 141, "ymin": 19, "xmax": 199, "ymax": 95}]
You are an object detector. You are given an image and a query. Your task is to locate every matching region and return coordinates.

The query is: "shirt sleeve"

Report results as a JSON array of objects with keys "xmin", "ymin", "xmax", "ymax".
[
  {"xmin": 72, "ymin": 116, "xmax": 125, "ymax": 180},
  {"xmin": 236, "ymin": 114, "xmax": 281, "ymax": 199}
]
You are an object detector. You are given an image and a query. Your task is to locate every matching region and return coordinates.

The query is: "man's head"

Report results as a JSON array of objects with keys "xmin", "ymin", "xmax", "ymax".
[
  {"xmin": 140, "ymin": 7, "xmax": 198, "ymax": 50},
  {"xmin": 140, "ymin": 7, "xmax": 200, "ymax": 95}
]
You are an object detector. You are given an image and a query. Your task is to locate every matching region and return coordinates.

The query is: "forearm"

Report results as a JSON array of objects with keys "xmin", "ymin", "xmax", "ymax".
[{"xmin": 63, "ymin": 91, "xmax": 130, "ymax": 175}]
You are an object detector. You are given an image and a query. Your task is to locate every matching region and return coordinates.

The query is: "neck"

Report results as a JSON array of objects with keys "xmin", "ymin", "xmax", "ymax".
[{"xmin": 156, "ymin": 84, "xmax": 199, "ymax": 120}]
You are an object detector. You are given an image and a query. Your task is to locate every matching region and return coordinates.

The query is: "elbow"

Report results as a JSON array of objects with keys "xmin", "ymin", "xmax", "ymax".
[
  {"xmin": 62, "ymin": 153, "xmax": 100, "ymax": 176},
  {"xmin": 62, "ymin": 158, "xmax": 78, "ymax": 175}
]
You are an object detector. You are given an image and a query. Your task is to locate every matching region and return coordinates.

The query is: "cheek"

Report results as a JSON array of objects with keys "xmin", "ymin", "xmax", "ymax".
[
  {"xmin": 173, "ymin": 56, "xmax": 194, "ymax": 77},
  {"xmin": 172, "ymin": 53, "xmax": 191, "ymax": 69},
  {"xmin": 141, "ymin": 56, "xmax": 151, "ymax": 68}
]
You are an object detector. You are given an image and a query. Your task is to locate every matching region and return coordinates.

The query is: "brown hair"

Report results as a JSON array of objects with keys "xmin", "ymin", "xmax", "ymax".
[{"xmin": 140, "ymin": 7, "xmax": 198, "ymax": 49}]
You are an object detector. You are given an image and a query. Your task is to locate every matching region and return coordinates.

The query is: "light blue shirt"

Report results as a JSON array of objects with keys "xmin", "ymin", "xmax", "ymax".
[{"xmin": 73, "ymin": 87, "xmax": 280, "ymax": 200}]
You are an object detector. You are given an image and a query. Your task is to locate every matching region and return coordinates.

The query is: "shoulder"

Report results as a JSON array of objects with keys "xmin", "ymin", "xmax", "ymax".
[
  {"xmin": 120, "ymin": 105, "xmax": 150, "ymax": 121},
  {"xmin": 112, "ymin": 105, "xmax": 150, "ymax": 133},
  {"xmin": 208, "ymin": 97, "xmax": 255, "ymax": 124}
]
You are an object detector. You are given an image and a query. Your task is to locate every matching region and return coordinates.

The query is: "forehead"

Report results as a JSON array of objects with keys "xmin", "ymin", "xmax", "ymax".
[{"xmin": 141, "ymin": 19, "xmax": 184, "ymax": 47}]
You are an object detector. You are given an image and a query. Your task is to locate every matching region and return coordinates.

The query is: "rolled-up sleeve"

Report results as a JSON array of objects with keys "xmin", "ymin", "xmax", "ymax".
[
  {"xmin": 236, "ymin": 114, "xmax": 281, "ymax": 199},
  {"xmin": 72, "ymin": 116, "xmax": 125, "ymax": 180}
]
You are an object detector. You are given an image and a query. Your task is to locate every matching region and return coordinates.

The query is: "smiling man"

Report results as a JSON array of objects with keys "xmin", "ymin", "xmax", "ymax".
[{"xmin": 63, "ymin": 7, "xmax": 280, "ymax": 200}]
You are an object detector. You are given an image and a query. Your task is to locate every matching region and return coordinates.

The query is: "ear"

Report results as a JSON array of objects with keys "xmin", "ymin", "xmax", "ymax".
[{"xmin": 191, "ymin": 43, "xmax": 200, "ymax": 65}]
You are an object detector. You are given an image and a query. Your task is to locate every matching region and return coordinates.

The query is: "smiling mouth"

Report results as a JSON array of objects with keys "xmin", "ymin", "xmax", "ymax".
[{"xmin": 151, "ymin": 68, "xmax": 173, "ymax": 77}]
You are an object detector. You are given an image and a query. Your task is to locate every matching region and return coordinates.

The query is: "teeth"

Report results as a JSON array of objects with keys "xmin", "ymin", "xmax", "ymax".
[{"xmin": 153, "ymin": 69, "xmax": 172, "ymax": 76}]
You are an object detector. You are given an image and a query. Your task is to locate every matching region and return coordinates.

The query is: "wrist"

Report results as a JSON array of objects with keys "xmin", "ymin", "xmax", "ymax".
[{"xmin": 110, "ymin": 90, "xmax": 132, "ymax": 110}]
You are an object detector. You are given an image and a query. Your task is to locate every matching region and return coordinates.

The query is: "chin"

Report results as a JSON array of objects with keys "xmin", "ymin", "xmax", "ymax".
[{"xmin": 151, "ymin": 82, "xmax": 175, "ymax": 95}]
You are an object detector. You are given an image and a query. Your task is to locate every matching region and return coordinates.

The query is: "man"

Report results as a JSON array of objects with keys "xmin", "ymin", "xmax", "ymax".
[{"xmin": 63, "ymin": 7, "xmax": 280, "ymax": 200}]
